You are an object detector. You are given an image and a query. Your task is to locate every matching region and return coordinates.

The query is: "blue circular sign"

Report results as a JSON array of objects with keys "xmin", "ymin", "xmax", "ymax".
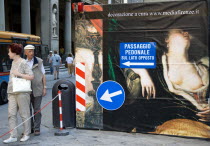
[{"xmin": 96, "ymin": 81, "xmax": 125, "ymax": 110}]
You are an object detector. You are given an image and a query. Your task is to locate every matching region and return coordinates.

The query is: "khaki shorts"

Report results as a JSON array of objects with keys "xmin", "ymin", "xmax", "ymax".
[{"xmin": 53, "ymin": 65, "xmax": 60, "ymax": 71}]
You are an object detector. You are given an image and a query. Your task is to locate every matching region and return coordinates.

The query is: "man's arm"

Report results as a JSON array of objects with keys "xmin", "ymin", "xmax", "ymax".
[
  {"xmin": 42, "ymin": 74, "xmax": 47, "ymax": 96},
  {"xmin": 40, "ymin": 61, "xmax": 47, "ymax": 96}
]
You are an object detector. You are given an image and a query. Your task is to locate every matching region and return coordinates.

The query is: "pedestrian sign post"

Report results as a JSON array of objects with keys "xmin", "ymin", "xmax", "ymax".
[
  {"xmin": 120, "ymin": 42, "xmax": 156, "ymax": 68},
  {"xmin": 96, "ymin": 81, "xmax": 125, "ymax": 110}
]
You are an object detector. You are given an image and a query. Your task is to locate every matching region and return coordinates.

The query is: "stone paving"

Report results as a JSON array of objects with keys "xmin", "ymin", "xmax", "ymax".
[{"xmin": 0, "ymin": 71, "xmax": 210, "ymax": 145}]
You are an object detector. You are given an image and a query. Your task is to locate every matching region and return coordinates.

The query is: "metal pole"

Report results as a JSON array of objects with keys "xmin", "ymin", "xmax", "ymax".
[
  {"xmin": 58, "ymin": 90, "xmax": 63, "ymax": 130},
  {"xmin": 54, "ymin": 90, "xmax": 69, "ymax": 136}
]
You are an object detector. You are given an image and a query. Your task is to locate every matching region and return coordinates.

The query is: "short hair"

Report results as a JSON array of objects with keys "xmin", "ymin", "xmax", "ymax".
[
  {"xmin": 68, "ymin": 54, "xmax": 72, "ymax": 57},
  {"xmin": 54, "ymin": 50, "xmax": 57, "ymax": 54},
  {"xmin": 8, "ymin": 43, "xmax": 23, "ymax": 55}
]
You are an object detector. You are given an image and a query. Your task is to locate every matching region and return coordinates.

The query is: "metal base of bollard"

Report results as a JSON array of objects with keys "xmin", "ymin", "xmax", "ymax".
[{"xmin": 54, "ymin": 130, "xmax": 69, "ymax": 136}]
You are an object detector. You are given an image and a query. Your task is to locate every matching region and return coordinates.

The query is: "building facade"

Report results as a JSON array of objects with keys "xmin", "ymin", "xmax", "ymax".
[
  {"xmin": 0, "ymin": 0, "xmax": 209, "ymax": 63},
  {"xmin": 0, "ymin": 0, "xmax": 72, "ymax": 64}
]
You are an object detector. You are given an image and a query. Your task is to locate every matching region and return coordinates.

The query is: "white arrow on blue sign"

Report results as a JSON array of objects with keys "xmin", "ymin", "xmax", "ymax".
[
  {"xmin": 96, "ymin": 81, "xmax": 125, "ymax": 110},
  {"xmin": 122, "ymin": 61, "xmax": 154, "ymax": 67},
  {"xmin": 120, "ymin": 42, "xmax": 156, "ymax": 68}
]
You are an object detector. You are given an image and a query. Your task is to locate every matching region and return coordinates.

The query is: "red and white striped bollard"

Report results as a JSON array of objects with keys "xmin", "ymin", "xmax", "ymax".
[
  {"xmin": 58, "ymin": 90, "xmax": 63, "ymax": 130},
  {"xmin": 54, "ymin": 90, "xmax": 69, "ymax": 136}
]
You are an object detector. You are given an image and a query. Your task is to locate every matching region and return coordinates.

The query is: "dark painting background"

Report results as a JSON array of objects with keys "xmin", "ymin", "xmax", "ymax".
[{"xmin": 102, "ymin": 0, "xmax": 209, "ymax": 133}]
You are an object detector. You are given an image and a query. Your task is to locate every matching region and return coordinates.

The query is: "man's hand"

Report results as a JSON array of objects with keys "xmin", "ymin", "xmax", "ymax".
[{"xmin": 197, "ymin": 107, "xmax": 210, "ymax": 122}]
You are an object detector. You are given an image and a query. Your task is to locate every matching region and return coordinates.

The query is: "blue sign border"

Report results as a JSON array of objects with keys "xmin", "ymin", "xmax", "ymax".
[
  {"xmin": 96, "ymin": 80, "xmax": 125, "ymax": 110},
  {"xmin": 120, "ymin": 42, "xmax": 156, "ymax": 68}
]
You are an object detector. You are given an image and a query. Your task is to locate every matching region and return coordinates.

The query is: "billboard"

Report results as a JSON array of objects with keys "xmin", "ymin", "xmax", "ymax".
[{"xmin": 75, "ymin": 0, "xmax": 210, "ymax": 138}]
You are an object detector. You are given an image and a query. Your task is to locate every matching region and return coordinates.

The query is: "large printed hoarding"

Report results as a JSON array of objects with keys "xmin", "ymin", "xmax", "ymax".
[{"xmin": 75, "ymin": 0, "xmax": 210, "ymax": 138}]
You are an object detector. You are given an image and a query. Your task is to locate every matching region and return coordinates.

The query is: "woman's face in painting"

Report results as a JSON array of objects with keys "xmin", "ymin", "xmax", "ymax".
[{"xmin": 166, "ymin": 30, "xmax": 191, "ymax": 51}]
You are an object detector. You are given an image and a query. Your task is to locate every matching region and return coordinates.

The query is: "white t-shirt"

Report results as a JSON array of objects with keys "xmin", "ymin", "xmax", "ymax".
[
  {"xmin": 47, "ymin": 54, "xmax": 53, "ymax": 63},
  {"xmin": 66, "ymin": 57, "xmax": 74, "ymax": 64}
]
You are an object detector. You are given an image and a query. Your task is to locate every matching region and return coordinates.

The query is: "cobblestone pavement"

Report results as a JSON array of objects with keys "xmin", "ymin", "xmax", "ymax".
[{"xmin": 0, "ymin": 71, "xmax": 210, "ymax": 146}]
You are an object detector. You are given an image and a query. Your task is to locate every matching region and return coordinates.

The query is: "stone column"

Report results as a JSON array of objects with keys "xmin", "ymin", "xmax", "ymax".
[
  {"xmin": 0, "ymin": 0, "xmax": 5, "ymax": 31},
  {"xmin": 108, "ymin": 0, "xmax": 112, "ymax": 4},
  {"xmin": 41, "ymin": 0, "xmax": 50, "ymax": 65},
  {"xmin": 208, "ymin": 0, "xmax": 210, "ymax": 30},
  {"xmin": 128, "ymin": 0, "xmax": 143, "ymax": 3},
  {"xmin": 64, "ymin": 0, "xmax": 72, "ymax": 55},
  {"xmin": 21, "ymin": 0, "xmax": 31, "ymax": 34}
]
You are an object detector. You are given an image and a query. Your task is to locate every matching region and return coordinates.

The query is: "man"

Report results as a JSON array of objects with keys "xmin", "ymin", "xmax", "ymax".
[
  {"xmin": 24, "ymin": 45, "xmax": 47, "ymax": 136},
  {"xmin": 50, "ymin": 50, "xmax": 62, "ymax": 80},
  {"xmin": 60, "ymin": 47, "xmax": 65, "ymax": 61},
  {"xmin": 47, "ymin": 51, "xmax": 53, "ymax": 74}
]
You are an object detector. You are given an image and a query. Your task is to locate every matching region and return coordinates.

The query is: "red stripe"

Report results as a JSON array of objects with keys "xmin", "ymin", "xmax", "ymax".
[
  {"xmin": 76, "ymin": 67, "xmax": 85, "ymax": 78},
  {"xmin": 59, "ymin": 100, "xmax": 62, "ymax": 107},
  {"xmin": 76, "ymin": 81, "xmax": 85, "ymax": 92},
  {"xmin": 84, "ymin": 5, "xmax": 103, "ymax": 12},
  {"xmin": 60, "ymin": 114, "xmax": 63, "ymax": 121},
  {"xmin": 0, "ymin": 72, "xmax": 9, "ymax": 76},
  {"xmin": 76, "ymin": 108, "xmax": 81, "ymax": 111},
  {"xmin": 60, "ymin": 128, "xmax": 63, "ymax": 130},
  {"xmin": 76, "ymin": 95, "xmax": 85, "ymax": 106}
]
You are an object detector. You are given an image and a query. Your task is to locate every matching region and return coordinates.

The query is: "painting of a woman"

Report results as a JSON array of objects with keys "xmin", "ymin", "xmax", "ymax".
[{"xmin": 162, "ymin": 29, "xmax": 209, "ymax": 120}]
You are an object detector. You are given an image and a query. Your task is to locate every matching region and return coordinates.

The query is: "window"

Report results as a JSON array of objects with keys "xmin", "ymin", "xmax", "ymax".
[
  {"xmin": 0, "ymin": 44, "xmax": 12, "ymax": 72},
  {"xmin": 112, "ymin": 0, "xmax": 124, "ymax": 4}
]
